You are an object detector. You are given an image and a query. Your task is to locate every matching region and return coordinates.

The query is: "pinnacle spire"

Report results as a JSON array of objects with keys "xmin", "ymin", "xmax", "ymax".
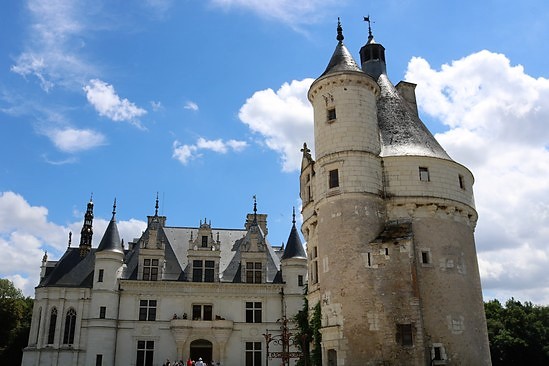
[
  {"xmin": 112, "ymin": 198, "xmax": 117, "ymax": 220},
  {"xmin": 337, "ymin": 17, "xmax": 344, "ymax": 42},
  {"xmin": 253, "ymin": 195, "xmax": 257, "ymax": 224},
  {"xmin": 155, "ymin": 192, "xmax": 159, "ymax": 216}
]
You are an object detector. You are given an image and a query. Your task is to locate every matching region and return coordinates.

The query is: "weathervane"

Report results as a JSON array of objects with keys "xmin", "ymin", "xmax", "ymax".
[{"xmin": 364, "ymin": 15, "xmax": 374, "ymax": 39}]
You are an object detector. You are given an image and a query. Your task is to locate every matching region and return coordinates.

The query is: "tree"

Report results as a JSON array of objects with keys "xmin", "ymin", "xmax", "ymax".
[
  {"xmin": 0, "ymin": 278, "xmax": 33, "ymax": 365},
  {"xmin": 485, "ymin": 298, "xmax": 549, "ymax": 366}
]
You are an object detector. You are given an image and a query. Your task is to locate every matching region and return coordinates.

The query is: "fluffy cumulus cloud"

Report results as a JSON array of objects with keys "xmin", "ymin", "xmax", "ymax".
[
  {"xmin": 239, "ymin": 78, "xmax": 314, "ymax": 172},
  {"xmin": 47, "ymin": 127, "xmax": 106, "ymax": 152},
  {"xmin": 172, "ymin": 137, "xmax": 248, "ymax": 164},
  {"xmin": 405, "ymin": 50, "xmax": 549, "ymax": 304},
  {"xmin": 83, "ymin": 79, "xmax": 147, "ymax": 128},
  {"xmin": 0, "ymin": 191, "xmax": 146, "ymax": 296}
]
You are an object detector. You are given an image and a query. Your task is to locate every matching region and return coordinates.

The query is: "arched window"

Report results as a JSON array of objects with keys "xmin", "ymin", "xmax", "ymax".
[
  {"xmin": 47, "ymin": 307, "xmax": 57, "ymax": 344},
  {"xmin": 63, "ymin": 308, "xmax": 77, "ymax": 344}
]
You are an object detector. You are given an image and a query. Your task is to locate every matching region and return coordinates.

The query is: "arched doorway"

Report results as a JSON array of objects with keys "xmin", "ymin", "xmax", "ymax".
[{"xmin": 190, "ymin": 339, "xmax": 213, "ymax": 364}]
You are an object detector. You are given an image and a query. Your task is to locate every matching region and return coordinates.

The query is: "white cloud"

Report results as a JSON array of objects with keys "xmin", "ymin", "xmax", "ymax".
[
  {"xmin": 83, "ymin": 79, "xmax": 147, "ymax": 128},
  {"xmin": 184, "ymin": 101, "xmax": 199, "ymax": 111},
  {"xmin": 238, "ymin": 78, "xmax": 314, "ymax": 172},
  {"xmin": 405, "ymin": 50, "xmax": 549, "ymax": 304},
  {"xmin": 47, "ymin": 127, "xmax": 106, "ymax": 152},
  {"xmin": 172, "ymin": 137, "xmax": 248, "ymax": 165},
  {"xmin": 0, "ymin": 191, "xmax": 146, "ymax": 296},
  {"xmin": 210, "ymin": 0, "xmax": 341, "ymax": 25},
  {"xmin": 150, "ymin": 101, "xmax": 163, "ymax": 112}
]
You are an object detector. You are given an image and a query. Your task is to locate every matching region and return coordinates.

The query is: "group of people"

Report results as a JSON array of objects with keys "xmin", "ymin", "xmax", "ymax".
[{"xmin": 164, "ymin": 357, "xmax": 218, "ymax": 366}]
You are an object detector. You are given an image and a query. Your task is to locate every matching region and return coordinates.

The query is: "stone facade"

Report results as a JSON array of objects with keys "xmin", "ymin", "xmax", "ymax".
[
  {"xmin": 300, "ymin": 23, "xmax": 491, "ymax": 365},
  {"xmin": 22, "ymin": 200, "xmax": 307, "ymax": 366}
]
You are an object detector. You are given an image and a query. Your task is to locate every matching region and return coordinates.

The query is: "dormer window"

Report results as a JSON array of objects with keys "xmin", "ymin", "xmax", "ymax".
[
  {"xmin": 192, "ymin": 260, "xmax": 215, "ymax": 282},
  {"xmin": 246, "ymin": 262, "xmax": 262, "ymax": 283},
  {"xmin": 143, "ymin": 259, "xmax": 159, "ymax": 281},
  {"xmin": 201, "ymin": 235, "xmax": 208, "ymax": 248}
]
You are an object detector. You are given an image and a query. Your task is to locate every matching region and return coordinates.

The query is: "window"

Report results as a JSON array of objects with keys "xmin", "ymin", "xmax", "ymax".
[
  {"xmin": 367, "ymin": 252, "xmax": 372, "ymax": 267},
  {"xmin": 139, "ymin": 300, "xmax": 157, "ymax": 321},
  {"xmin": 47, "ymin": 307, "xmax": 57, "ymax": 344},
  {"xmin": 421, "ymin": 250, "xmax": 431, "ymax": 264},
  {"xmin": 63, "ymin": 308, "xmax": 76, "ymax": 344},
  {"xmin": 96, "ymin": 355, "xmax": 103, "ymax": 366},
  {"xmin": 245, "ymin": 302, "xmax": 262, "ymax": 323},
  {"xmin": 312, "ymin": 261, "xmax": 319, "ymax": 284},
  {"xmin": 246, "ymin": 262, "xmax": 262, "ymax": 284},
  {"xmin": 396, "ymin": 324, "xmax": 413, "ymax": 346},
  {"xmin": 192, "ymin": 304, "xmax": 213, "ymax": 321},
  {"xmin": 328, "ymin": 169, "xmax": 339, "ymax": 188},
  {"xmin": 136, "ymin": 340, "xmax": 154, "ymax": 366},
  {"xmin": 431, "ymin": 343, "xmax": 447, "ymax": 364},
  {"xmin": 142, "ymin": 259, "xmax": 159, "ymax": 281},
  {"xmin": 298, "ymin": 275, "xmax": 304, "ymax": 287},
  {"xmin": 201, "ymin": 235, "xmax": 208, "ymax": 247},
  {"xmin": 245, "ymin": 341, "xmax": 262, "ymax": 366},
  {"xmin": 327, "ymin": 107, "xmax": 336, "ymax": 121},
  {"xmin": 97, "ymin": 269, "xmax": 104, "ymax": 282},
  {"xmin": 458, "ymin": 174, "xmax": 465, "ymax": 189},
  {"xmin": 419, "ymin": 167, "xmax": 430, "ymax": 182},
  {"xmin": 193, "ymin": 260, "xmax": 215, "ymax": 282},
  {"xmin": 385, "ymin": 248, "xmax": 389, "ymax": 256},
  {"xmin": 99, "ymin": 306, "xmax": 106, "ymax": 319}
]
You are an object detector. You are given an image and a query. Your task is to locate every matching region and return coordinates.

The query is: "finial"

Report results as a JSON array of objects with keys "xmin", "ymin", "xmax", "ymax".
[
  {"xmin": 89, "ymin": 193, "xmax": 93, "ymax": 203},
  {"xmin": 253, "ymin": 195, "xmax": 257, "ymax": 223},
  {"xmin": 42, "ymin": 250, "xmax": 48, "ymax": 263},
  {"xmin": 364, "ymin": 15, "xmax": 374, "ymax": 40},
  {"xmin": 112, "ymin": 198, "xmax": 117, "ymax": 219},
  {"xmin": 292, "ymin": 207, "xmax": 296, "ymax": 225},
  {"xmin": 155, "ymin": 192, "xmax": 159, "ymax": 216},
  {"xmin": 336, "ymin": 17, "xmax": 344, "ymax": 42},
  {"xmin": 68, "ymin": 231, "xmax": 72, "ymax": 247}
]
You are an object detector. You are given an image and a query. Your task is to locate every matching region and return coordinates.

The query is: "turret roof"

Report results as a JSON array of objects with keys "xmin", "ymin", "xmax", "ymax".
[{"xmin": 281, "ymin": 209, "xmax": 306, "ymax": 260}]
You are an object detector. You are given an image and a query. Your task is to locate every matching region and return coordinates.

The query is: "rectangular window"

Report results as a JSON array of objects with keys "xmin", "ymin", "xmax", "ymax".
[
  {"xmin": 245, "ymin": 341, "xmax": 262, "ymax": 366},
  {"xmin": 396, "ymin": 324, "xmax": 413, "ymax": 346},
  {"xmin": 96, "ymin": 354, "xmax": 103, "ymax": 366},
  {"xmin": 99, "ymin": 306, "xmax": 106, "ymax": 319},
  {"xmin": 327, "ymin": 107, "xmax": 336, "ymax": 121},
  {"xmin": 193, "ymin": 260, "xmax": 215, "ymax": 282},
  {"xmin": 201, "ymin": 235, "xmax": 208, "ymax": 247},
  {"xmin": 245, "ymin": 302, "xmax": 262, "ymax": 323},
  {"xmin": 419, "ymin": 167, "xmax": 430, "ymax": 182},
  {"xmin": 298, "ymin": 275, "xmax": 304, "ymax": 286},
  {"xmin": 98, "ymin": 269, "xmax": 104, "ymax": 283},
  {"xmin": 312, "ymin": 261, "xmax": 318, "ymax": 284},
  {"xmin": 421, "ymin": 251, "xmax": 431, "ymax": 264},
  {"xmin": 458, "ymin": 174, "xmax": 465, "ymax": 189},
  {"xmin": 136, "ymin": 340, "xmax": 154, "ymax": 366},
  {"xmin": 142, "ymin": 259, "xmax": 159, "ymax": 281},
  {"xmin": 328, "ymin": 169, "xmax": 339, "ymax": 188},
  {"xmin": 192, "ymin": 304, "xmax": 213, "ymax": 321},
  {"xmin": 246, "ymin": 262, "xmax": 262, "ymax": 284},
  {"xmin": 139, "ymin": 300, "xmax": 157, "ymax": 321}
]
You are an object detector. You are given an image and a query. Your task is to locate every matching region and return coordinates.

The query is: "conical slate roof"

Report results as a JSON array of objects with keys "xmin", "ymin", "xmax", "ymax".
[
  {"xmin": 97, "ymin": 216, "xmax": 123, "ymax": 253},
  {"xmin": 281, "ymin": 222, "xmax": 306, "ymax": 260},
  {"xmin": 320, "ymin": 41, "xmax": 362, "ymax": 77},
  {"xmin": 376, "ymin": 74, "xmax": 451, "ymax": 159}
]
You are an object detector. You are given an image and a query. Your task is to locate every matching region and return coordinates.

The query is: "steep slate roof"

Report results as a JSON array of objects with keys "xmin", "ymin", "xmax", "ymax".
[
  {"xmin": 376, "ymin": 74, "xmax": 451, "ymax": 160},
  {"xmin": 38, "ymin": 248, "xmax": 96, "ymax": 288},
  {"xmin": 320, "ymin": 41, "xmax": 362, "ymax": 77},
  {"xmin": 96, "ymin": 217, "xmax": 123, "ymax": 253},
  {"xmin": 281, "ymin": 220, "xmax": 306, "ymax": 260}
]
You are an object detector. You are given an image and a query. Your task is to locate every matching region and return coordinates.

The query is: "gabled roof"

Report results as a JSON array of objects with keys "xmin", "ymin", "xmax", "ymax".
[{"xmin": 38, "ymin": 248, "xmax": 95, "ymax": 288}]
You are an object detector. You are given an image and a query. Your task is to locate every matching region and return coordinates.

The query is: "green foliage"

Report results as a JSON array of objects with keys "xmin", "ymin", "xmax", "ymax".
[
  {"xmin": 0, "ymin": 279, "xmax": 33, "ymax": 365},
  {"xmin": 292, "ymin": 285, "xmax": 322, "ymax": 366},
  {"xmin": 485, "ymin": 298, "xmax": 549, "ymax": 366}
]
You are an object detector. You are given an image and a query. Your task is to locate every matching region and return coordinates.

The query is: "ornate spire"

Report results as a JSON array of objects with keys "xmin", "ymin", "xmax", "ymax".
[
  {"xmin": 155, "ymin": 192, "xmax": 159, "ymax": 216},
  {"xmin": 68, "ymin": 231, "xmax": 72, "ymax": 247},
  {"xmin": 253, "ymin": 195, "xmax": 258, "ymax": 224},
  {"xmin": 336, "ymin": 17, "xmax": 344, "ymax": 42},
  {"xmin": 112, "ymin": 198, "xmax": 117, "ymax": 220},
  {"xmin": 292, "ymin": 207, "xmax": 296, "ymax": 225},
  {"xmin": 79, "ymin": 196, "xmax": 94, "ymax": 258}
]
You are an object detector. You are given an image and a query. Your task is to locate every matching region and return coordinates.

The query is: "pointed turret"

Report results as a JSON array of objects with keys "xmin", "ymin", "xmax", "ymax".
[
  {"xmin": 320, "ymin": 18, "xmax": 362, "ymax": 77},
  {"xmin": 79, "ymin": 196, "xmax": 94, "ymax": 257},
  {"xmin": 281, "ymin": 208, "xmax": 306, "ymax": 260},
  {"xmin": 97, "ymin": 199, "xmax": 123, "ymax": 253}
]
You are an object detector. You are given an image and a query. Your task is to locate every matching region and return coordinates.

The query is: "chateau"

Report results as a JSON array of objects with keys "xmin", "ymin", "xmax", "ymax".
[
  {"xmin": 299, "ymin": 20, "xmax": 491, "ymax": 365},
  {"xmin": 22, "ymin": 19, "xmax": 492, "ymax": 366},
  {"xmin": 22, "ymin": 198, "xmax": 307, "ymax": 365}
]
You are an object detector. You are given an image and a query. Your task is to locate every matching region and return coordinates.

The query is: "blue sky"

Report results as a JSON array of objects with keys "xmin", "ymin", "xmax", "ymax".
[{"xmin": 2, "ymin": 0, "xmax": 549, "ymax": 304}]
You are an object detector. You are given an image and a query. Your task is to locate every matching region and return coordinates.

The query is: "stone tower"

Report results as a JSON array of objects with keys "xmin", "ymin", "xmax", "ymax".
[{"xmin": 300, "ymin": 19, "xmax": 491, "ymax": 365}]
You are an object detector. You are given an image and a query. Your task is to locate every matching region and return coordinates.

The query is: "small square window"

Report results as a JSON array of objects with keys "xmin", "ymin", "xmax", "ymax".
[
  {"xmin": 419, "ymin": 167, "xmax": 430, "ymax": 182},
  {"xmin": 327, "ymin": 107, "xmax": 336, "ymax": 121},
  {"xmin": 329, "ymin": 169, "xmax": 339, "ymax": 188}
]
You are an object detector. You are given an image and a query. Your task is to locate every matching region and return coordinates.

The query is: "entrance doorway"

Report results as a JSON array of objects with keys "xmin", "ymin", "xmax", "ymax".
[{"xmin": 190, "ymin": 339, "xmax": 213, "ymax": 364}]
